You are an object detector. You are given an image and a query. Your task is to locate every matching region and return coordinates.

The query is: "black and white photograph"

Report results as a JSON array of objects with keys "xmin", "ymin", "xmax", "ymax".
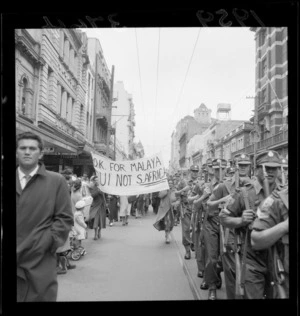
[{"xmin": 1, "ymin": 4, "xmax": 298, "ymax": 312}]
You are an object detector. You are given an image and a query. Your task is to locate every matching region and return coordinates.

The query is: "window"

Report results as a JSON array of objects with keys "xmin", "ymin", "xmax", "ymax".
[
  {"xmin": 262, "ymin": 58, "xmax": 267, "ymax": 77},
  {"xmin": 261, "ymin": 29, "xmax": 267, "ymax": 45},
  {"xmin": 47, "ymin": 67, "xmax": 54, "ymax": 107},
  {"xmin": 261, "ymin": 88, "xmax": 267, "ymax": 104},
  {"xmin": 21, "ymin": 77, "xmax": 28, "ymax": 115}
]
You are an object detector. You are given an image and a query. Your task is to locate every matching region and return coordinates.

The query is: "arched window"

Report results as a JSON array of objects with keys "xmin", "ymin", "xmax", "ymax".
[{"xmin": 21, "ymin": 77, "xmax": 28, "ymax": 115}]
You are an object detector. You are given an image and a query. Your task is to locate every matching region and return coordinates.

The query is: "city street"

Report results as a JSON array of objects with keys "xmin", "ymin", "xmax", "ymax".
[{"xmin": 57, "ymin": 210, "xmax": 226, "ymax": 301}]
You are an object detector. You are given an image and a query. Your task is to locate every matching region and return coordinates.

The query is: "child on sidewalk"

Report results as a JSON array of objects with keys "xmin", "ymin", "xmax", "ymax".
[{"xmin": 74, "ymin": 200, "xmax": 88, "ymax": 254}]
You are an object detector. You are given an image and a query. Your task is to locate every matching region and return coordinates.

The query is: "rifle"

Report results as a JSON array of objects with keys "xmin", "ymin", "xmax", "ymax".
[
  {"xmin": 269, "ymin": 245, "xmax": 287, "ymax": 298},
  {"xmin": 262, "ymin": 164, "xmax": 270, "ymax": 197},
  {"xmin": 234, "ymin": 231, "xmax": 244, "ymax": 298},
  {"xmin": 218, "ymin": 160, "xmax": 227, "ymax": 256},
  {"xmin": 239, "ymin": 187, "xmax": 251, "ymax": 297},
  {"xmin": 281, "ymin": 166, "xmax": 286, "ymax": 186},
  {"xmin": 232, "ymin": 160, "xmax": 244, "ymax": 298}
]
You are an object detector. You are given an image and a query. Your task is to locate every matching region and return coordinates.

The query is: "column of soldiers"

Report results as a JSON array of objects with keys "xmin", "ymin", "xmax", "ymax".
[{"xmin": 173, "ymin": 150, "xmax": 289, "ymax": 300}]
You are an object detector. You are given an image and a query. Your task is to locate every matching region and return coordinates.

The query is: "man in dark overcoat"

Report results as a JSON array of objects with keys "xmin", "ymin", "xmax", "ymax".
[{"xmin": 16, "ymin": 132, "xmax": 73, "ymax": 301}]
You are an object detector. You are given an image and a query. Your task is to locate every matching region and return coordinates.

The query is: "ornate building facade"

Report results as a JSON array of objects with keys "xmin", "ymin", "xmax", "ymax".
[{"xmin": 15, "ymin": 29, "xmax": 116, "ymax": 176}]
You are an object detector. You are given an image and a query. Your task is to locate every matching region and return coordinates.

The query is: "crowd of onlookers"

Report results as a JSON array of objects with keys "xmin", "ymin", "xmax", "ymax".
[{"xmin": 56, "ymin": 169, "xmax": 164, "ymax": 275}]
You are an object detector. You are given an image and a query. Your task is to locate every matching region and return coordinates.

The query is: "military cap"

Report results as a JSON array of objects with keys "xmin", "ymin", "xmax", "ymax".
[
  {"xmin": 256, "ymin": 150, "xmax": 281, "ymax": 167},
  {"xmin": 190, "ymin": 164, "xmax": 199, "ymax": 172},
  {"xmin": 201, "ymin": 163, "xmax": 207, "ymax": 170},
  {"xmin": 234, "ymin": 153, "xmax": 251, "ymax": 165},
  {"xmin": 227, "ymin": 167, "xmax": 235, "ymax": 174},
  {"xmin": 281, "ymin": 157, "xmax": 288, "ymax": 167},
  {"xmin": 206, "ymin": 158, "xmax": 213, "ymax": 167},
  {"xmin": 212, "ymin": 158, "xmax": 227, "ymax": 169}
]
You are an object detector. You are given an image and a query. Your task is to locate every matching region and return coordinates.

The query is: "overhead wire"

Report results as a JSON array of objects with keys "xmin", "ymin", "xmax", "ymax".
[
  {"xmin": 134, "ymin": 28, "xmax": 146, "ymax": 125},
  {"xmin": 168, "ymin": 28, "xmax": 202, "ymax": 131},
  {"xmin": 152, "ymin": 27, "xmax": 161, "ymax": 155}
]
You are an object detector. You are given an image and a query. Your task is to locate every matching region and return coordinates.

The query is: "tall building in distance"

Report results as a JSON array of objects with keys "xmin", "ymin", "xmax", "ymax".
[
  {"xmin": 87, "ymin": 36, "xmax": 113, "ymax": 159},
  {"xmin": 112, "ymin": 81, "xmax": 136, "ymax": 160}
]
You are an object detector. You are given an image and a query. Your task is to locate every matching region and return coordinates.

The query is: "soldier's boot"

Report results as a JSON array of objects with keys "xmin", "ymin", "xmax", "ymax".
[
  {"xmin": 184, "ymin": 247, "xmax": 191, "ymax": 260},
  {"xmin": 190, "ymin": 243, "xmax": 195, "ymax": 252},
  {"xmin": 165, "ymin": 231, "xmax": 171, "ymax": 244},
  {"xmin": 57, "ymin": 255, "xmax": 67, "ymax": 275},
  {"xmin": 208, "ymin": 285, "xmax": 217, "ymax": 300}
]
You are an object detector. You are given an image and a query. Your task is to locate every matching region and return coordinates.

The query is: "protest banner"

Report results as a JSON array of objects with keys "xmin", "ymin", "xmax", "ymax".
[{"xmin": 90, "ymin": 152, "xmax": 169, "ymax": 196}]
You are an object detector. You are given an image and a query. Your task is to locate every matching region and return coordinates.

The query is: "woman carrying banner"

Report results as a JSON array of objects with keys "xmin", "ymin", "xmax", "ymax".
[
  {"xmin": 88, "ymin": 175, "xmax": 107, "ymax": 240},
  {"xmin": 153, "ymin": 178, "xmax": 176, "ymax": 244}
]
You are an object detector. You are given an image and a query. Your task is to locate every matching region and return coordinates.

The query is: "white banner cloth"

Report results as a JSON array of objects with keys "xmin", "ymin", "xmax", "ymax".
[{"xmin": 91, "ymin": 152, "xmax": 169, "ymax": 196}]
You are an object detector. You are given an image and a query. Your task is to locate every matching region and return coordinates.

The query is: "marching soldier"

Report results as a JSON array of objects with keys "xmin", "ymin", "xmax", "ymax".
[
  {"xmin": 192, "ymin": 160, "xmax": 214, "ymax": 288},
  {"xmin": 215, "ymin": 153, "xmax": 252, "ymax": 299},
  {"xmin": 202, "ymin": 158, "xmax": 227, "ymax": 300},
  {"xmin": 175, "ymin": 165, "xmax": 200, "ymax": 260},
  {"xmin": 251, "ymin": 156, "xmax": 289, "ymax": 298},
  {"xmin": 220, "ymin": 150, "xmax": 283, "ymax": 299}
]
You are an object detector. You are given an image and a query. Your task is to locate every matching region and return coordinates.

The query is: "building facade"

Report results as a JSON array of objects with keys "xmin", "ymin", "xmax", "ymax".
[
  {"xmin": 87, "ymin": 37, "xmax": 114, "ymax": 159},
  {"xmin": 111, "ymin": 81, "xmax": 136, "ymax": 160},
  {"xmin": 249, "ymin": 27, "xmax": 288, "ymax": 159},
  {"xmin": 16, "ymin": 29, "xmax": 119, "ymax": 177},
  {"xmin": 16, "ymin": 29, "xmax": 93, "ymax": 174},
  {"xmin": 214, "ymin": 121, "xmax": 253, "ymax": 161}
]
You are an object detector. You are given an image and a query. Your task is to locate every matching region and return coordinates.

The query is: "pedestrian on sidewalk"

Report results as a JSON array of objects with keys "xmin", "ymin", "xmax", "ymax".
[
  {"xmin": 119, "ymin": 195, "xmax": 130, "ymax": 225},
  {"xmin": 108, "ymin": 194, "xmax": 119, "ymax": 226},
  {"xmin": 16, "ymin": 132, "xmax": 73, "ymax": 302},
  {"xmin": 89, "ymin": 175, "xmax": 107, "ymax": 240},
  {"xmin": 153, "ymin": 177, "xmax": 176, "ymax": 244},
  {"xmin": 74, "ymin": 200, "xmax": 88, "ymax": 254},
  {"xmin": 71, "ymin": 179, "xmax": 83, "ymax": 215},
  {"xmin": 136, "ymin": 194, "xmax": 145, "ymax": 218}
]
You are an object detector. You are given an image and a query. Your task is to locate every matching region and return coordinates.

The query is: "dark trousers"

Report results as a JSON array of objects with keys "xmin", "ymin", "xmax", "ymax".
[
  {"xmin": 195, "ymin": 227, "xmax": 207, "ymax": 272},
  {"xmin": 222, "ymin": 244, "xmax": 236, "ymax": 299},
  {"xmin": 203, "ymin": 215, "xmax": 221, "ymax": 289},
  {"xmin": 244, "ymin": 260, "xmax": 270, "ymax": 299},
  {"xmin": 181, "ymin": 210, "xmax": 192, "ymax": 250}
]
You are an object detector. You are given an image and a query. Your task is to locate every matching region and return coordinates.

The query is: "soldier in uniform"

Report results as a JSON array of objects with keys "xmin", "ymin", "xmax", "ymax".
[
  {"xmin": 192, "ymin": 161, "xmax": 212, "ymax": 283},
  {"xmin": 175, "ymin": 165, "xmax": 199, "ymax": 259},
  {"xmin": 173, "ymin": 172, "xmax": 182, "ymax": 225},
  {"xmin": 215, "ymin": 153, "xmax": 252, "ymax": 299},
  {"xmin": 202, "ymin": 158, "xmax": 227, "ymax": 299},
  {"xmin": 220, "ymin": 150, "xmax": 283, "ymax": 299},
  {"xmin": 251, "ymin": 159, "xmax": 289, "ymax": 298}
]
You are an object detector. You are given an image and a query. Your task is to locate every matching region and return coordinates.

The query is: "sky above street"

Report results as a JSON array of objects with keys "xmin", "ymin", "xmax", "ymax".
[{"xmin": 81, "ymin": 27, "xmax": 256, "ymax": 166}]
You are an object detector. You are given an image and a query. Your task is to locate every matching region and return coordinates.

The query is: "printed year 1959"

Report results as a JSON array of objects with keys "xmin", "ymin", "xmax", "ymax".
[{"xmin": 196, "ymin": 8, "xmax": 265, "ymax": 27}]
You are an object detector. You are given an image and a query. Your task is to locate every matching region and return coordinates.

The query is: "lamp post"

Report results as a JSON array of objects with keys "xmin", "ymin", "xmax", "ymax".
[{"xmin": 111, "ymin": 114, "xmax": 130, "ymax": 161}]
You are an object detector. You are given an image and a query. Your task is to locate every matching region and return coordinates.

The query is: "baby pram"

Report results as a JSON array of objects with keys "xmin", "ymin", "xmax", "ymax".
[{"xmin": 67, "ymin": 228, "xmax": 87, "ymax": 261}]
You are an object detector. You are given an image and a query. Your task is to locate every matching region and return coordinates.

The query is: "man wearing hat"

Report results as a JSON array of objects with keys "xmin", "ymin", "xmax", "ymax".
[
  {"xmin": 198, "ymin": 158, "xmax": 227, "ymax": 299},
  {"xmin": 191, "ymin": 159, "xmax": 214, "ymax": 284},
  {"xmin": 220, "ymin": 150, "xmax": 283, "ymax": 299},
  {"xmin": 209, "ymin": 153, "xmax": 252, "ymax": 299},
  {"xmin": 175, "ymin": 164, "xmax": 201, "ymax": 260},
  {"xmin": 251, "ymin": 184, "xmax": 289, "ymax": 298}
]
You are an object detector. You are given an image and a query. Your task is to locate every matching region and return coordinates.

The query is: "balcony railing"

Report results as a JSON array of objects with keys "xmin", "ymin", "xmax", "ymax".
[
  {"xmin": 257, "ymin": 130, "xmax": 288, "ymax": 151},
  {"xmin": 231, "ymin": 130, "xmax": 288, "ymax": 158}
]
